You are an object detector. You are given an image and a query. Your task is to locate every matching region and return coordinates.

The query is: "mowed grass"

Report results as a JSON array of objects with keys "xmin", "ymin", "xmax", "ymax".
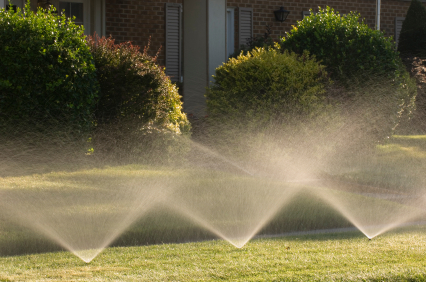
[
  {"xmin": 335, "ymin": 135, "xmax": 426, "ymax": 192},
  {"xmin": 1, "ymin": 227, "xmax": 426, "ymax": 281},
  {"xmin": 1, "ymin": 135, "xmax": 426, "ymax": 281}
]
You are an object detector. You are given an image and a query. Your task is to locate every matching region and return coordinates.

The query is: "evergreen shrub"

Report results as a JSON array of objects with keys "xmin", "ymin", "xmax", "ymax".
[
  {"xmin": 205, "ymin": 47, "xmax": 333, "ymax": 174},
  {"xmin": 86, "ymin": 35, "xmax": 191, "ymax": 161},
  {"xmin": 206, "ymin": 47, "xmax": 330, "ymax": 136},
  {"xmin": 281, "ymin": 7, "xmax": 401, "ymax": 80},
  {"xmin": 398, "ymin": 0, "xmax": 426, "ymax": 57},
  {"xmin": 281, "ymin": 6, "xmax": 417, "ymax": 143},
  {"xmin": 0, "ymin": 3, "xmax": 98, "ymax": 130}
]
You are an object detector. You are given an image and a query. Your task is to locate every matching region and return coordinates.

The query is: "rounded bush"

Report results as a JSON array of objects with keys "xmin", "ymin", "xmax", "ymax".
[
  {"xmin": 87, "ymin": 35, "xmax": 190, "ymax": 134},
  {"xmin": 0, "ymin": 4, "xmax": 98, "ymax": 130},
  {"xmin": 398, "ymin": 0, "xmax": 426, "ymax": 57},
  {"xmin": 281, "ymin": 6, "xmax": 417, "ymax": 142},
  {"xmin": 86, "ymin": 35, "xmax": 191, "ymax": 161},
  {"xmin": 207, "ymin": 47, "xmax": 329, "ymax": 127},
  {"xmin": 281, "ymin": 7, "xmax": 401, "ymax": 80}
]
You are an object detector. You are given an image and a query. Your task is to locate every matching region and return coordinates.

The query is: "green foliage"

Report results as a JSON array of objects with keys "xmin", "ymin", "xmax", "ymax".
[
  {"xmin": 327, "ymin": 73, "xmax": 417, "ymax": 150},
  {"xmin": 281, "ymin": 7, "xmax": 401, "ymax": 80},
  {"xmin": 0, "ymin": 3, "xmax": 98, "ymax": 130},
  {"xmin": 207, "ymin": 47, "xmax": 329, "ymax": 127},
  {"xmin": 281, "ymin": 6, "xmax": 417, "ymax": 143},
  {"xmin": 398, "ymin": 0, "xmax": 426, "ymax": 57},
  {"xmin": 86, "ymin": 35, "xmax": 191, "ymax": 161},
  {"xmin": 87, "ymin": 34, "xmax": 189, "ymax": 134}
]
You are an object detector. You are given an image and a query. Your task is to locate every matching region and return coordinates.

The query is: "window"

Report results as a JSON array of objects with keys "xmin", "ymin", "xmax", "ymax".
[
  {"xmin": 239, "ymin": 7, "xmax": 253, "ymax": 48},
  {"xmin": 165, "ymin": 3, "xmax": 182, "ymax": 82},
  {"xmin": 227, "ymin": 7, "xmax": 235, "ymax": 58},
  {"xmin": 59, "ymin": 0, "xmax": 90, "ymax": 34}
]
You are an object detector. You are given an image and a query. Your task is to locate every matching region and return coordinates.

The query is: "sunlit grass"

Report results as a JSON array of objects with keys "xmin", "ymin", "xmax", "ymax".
[
  {"xmin": 332, "ymin": 135, "xmax": 426, "ymax": 192},
  {"xmin": 0, "ymin": 135, "xmax": 426, "ymax": 280},
  {"xmin": 1, "ymin": 227, "xmax": 425, "ymax": 281}
]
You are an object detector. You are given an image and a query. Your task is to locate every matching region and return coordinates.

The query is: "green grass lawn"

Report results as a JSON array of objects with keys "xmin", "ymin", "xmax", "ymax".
[
  {"xmin": 1, "ymin": 227, "xmax": 426, "ymax": 281},
  {"xmin": 0, "ymin": 135, "xmax": 425, "ymax": 280},
  {"xmin": 331, "ymin": 135, "xmax": 426, "ymax": 193}
]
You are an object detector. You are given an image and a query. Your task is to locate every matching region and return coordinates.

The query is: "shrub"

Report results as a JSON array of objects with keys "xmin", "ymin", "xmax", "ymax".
[
  {"xmin": 281, "ymin": 7, "xmax": 401, "ymax": 80},
  {"xmin": 281, "ymin": 6, "xmax": 417, "ymax": 143},
  {"xmin": 86, "ymin": 34, "xmax": 191, "ymax": 161},
  {"xmin": 398, "ymin": 0, "xmax": 426, "ymax": 57},
  {"xmin": 0, "ymin": 3, "xmax": 98, "ymax": 130},
  {"xmin": 207, "ymin": 47, "xmax": 330, "ymax": 135},
  {"xmin": 205, "ymin": 47, "xmax": 334, "ymax": 175}
]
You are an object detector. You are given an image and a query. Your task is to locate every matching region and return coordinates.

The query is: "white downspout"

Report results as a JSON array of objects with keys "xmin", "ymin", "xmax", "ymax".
[{"xmin": 376, "ymin": 0, "xmax": 381, "ymax": 30}]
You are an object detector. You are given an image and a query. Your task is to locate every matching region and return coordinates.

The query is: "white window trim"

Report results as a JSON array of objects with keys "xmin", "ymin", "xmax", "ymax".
[{"xmin": 226, "ymin": 7, "xmax": 235, "ymax": 58}]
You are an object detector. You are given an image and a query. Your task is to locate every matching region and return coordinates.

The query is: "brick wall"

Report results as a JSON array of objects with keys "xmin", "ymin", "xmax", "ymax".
[
  {"xmin": 105, "ymin": 0, "xmax": 183, "ymax": 66},
  {"xmin": 226, "ymin": 0, "xmax": 423, "ymax": 53},
  {"xmin": 105, "ymin": 0, "xmax": 425, "ymax": 67}
]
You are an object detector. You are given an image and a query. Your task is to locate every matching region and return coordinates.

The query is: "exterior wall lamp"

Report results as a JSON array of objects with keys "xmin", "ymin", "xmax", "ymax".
[{"xmin": 274, "ymin": 7, "xmax": 290, "ymax": 22}]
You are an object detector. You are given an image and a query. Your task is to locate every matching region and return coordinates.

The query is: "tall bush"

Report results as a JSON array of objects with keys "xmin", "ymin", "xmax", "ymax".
[
  {"xmin": 0, "ymin": 3, "xmax": 98, "ymax": 130},
  {"xmin": 206, "ymin": 46, "xmax": 332, "ymax": 159},
  {"xmin": 205, "ymin": 47, "xmax": 334, "ymax": 175},
  {"xmin": 87, "ymin": 35, "xmax": 191, "ymax": 161},
  {"xmin": 281, "ymin": 7, "xmax": 401, "ymax": 80},
  {"xmin": 281, "ymin": 6, "xmax": 417, "ymax": 142},
  {"xmin": 207, "ymin": 47, "xmax": 329, "ymax": 127},
  {"xmin": 398, "ymin": 0, "xmax": 426, "ymax": 57}
]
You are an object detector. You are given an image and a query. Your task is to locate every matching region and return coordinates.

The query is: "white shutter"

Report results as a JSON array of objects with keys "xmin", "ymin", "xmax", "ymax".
[
  {"xmin": 239, "ymin": 7, "xmax": 253, "ymax": 48},
  {"xmin": 395, "ymin": 17, "xmax": 405, "ymax": 47},
  {"xmin": 165, "ymin": 3, "xmax": 182, "ymax": 82},
  {"xmin": 0, "ymin": 0, "xmax": 5, "ymax": 9}
]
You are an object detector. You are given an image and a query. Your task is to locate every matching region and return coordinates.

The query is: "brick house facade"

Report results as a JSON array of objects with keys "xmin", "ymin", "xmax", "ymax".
[
  {"xmin": 102, "ymin": 0, "xmax": 423, "ymax": 69},
  {"xmin": 105, "ymin": 0, "xmax": 184, "ymax": 68}
]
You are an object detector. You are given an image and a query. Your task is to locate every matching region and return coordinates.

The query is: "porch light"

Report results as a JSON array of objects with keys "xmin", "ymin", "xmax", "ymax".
[{"xmin": 274, "ymin": 7, "xmax": 290, "ymax": 22}]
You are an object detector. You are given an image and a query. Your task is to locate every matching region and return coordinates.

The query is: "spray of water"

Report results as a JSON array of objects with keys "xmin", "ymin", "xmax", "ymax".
[
  {"xmin": 166, "ymin": 171, "xmax": 300, "ymax": 248},
  {"xmin": 1, "ymin": 74, "xmax": 425, "ymax": 261},
  {"xmin": 308, "ymin": 184, "xmax": 426, "ymax": 239},
  {"xmin": 0, "ymin": 167, "xmax": 177, "ymax": 262}
]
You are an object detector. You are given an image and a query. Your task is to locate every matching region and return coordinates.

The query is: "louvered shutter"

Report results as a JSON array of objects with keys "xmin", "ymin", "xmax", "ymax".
[
  {"xmin": 239, "ymin": 7, "xmax": 253, "ymax": 48},
  {"xmin": 165, "ymin": 3, "xmax": 182, "ymax": 82},
  {"xmin": 395, "ymin": 17, "xmax": 405, "ymax": 48}
]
